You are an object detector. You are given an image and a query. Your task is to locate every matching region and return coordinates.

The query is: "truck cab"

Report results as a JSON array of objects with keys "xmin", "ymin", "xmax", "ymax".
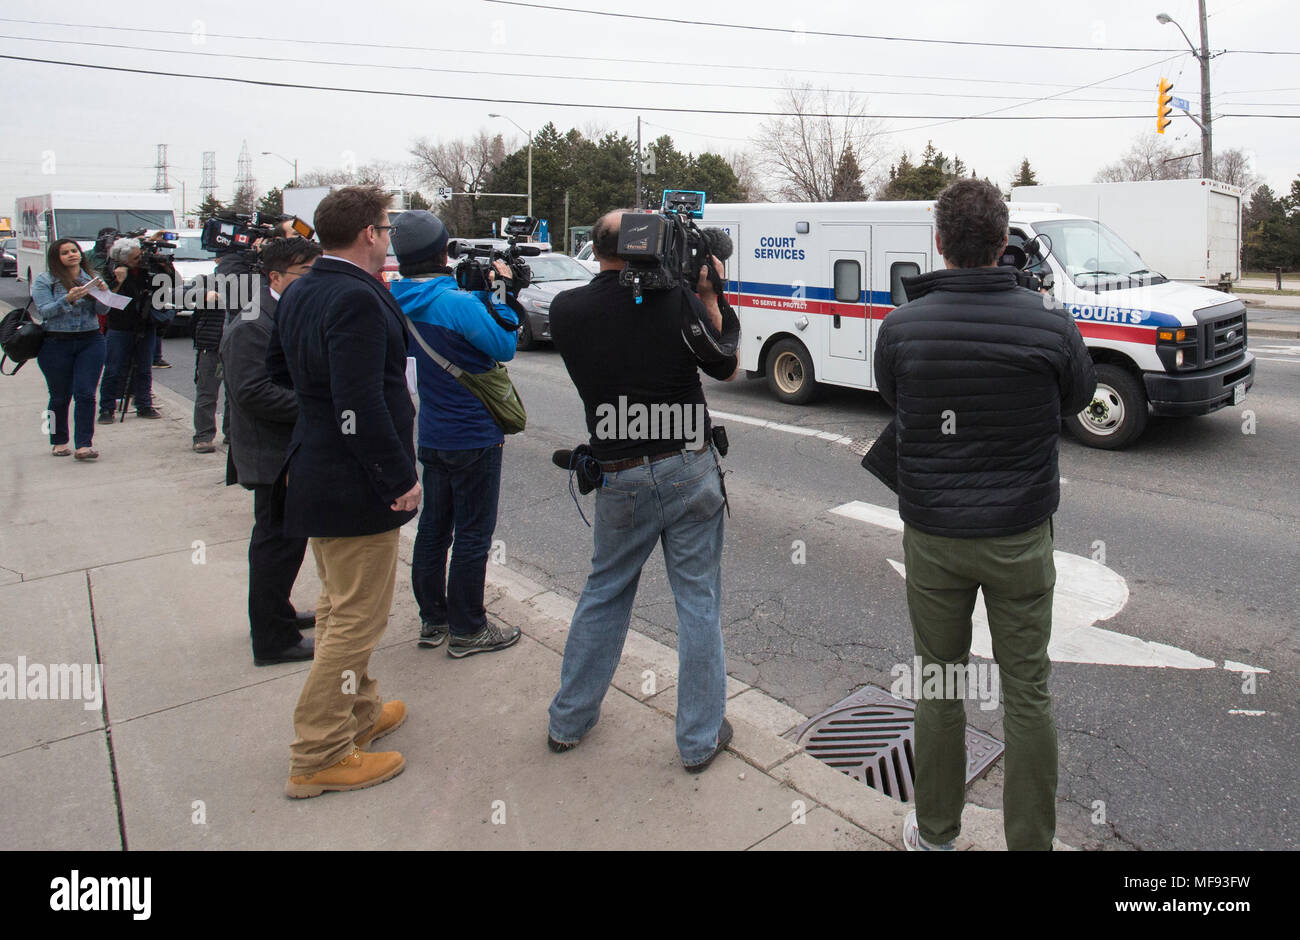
[{"xmin": 1010, "ymin": 211, "xmax": 1255, "ymax": 448}]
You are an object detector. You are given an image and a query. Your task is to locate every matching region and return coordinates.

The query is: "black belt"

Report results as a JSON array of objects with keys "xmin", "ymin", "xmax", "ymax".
[{"xmin": 599, "ymin": 443, "xmax": 708, "ymax": 473}]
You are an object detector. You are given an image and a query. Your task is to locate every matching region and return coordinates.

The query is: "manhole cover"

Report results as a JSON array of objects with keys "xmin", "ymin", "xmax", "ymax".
[{"xmin": 790, "ymin": 686, "xmax": 1004, "ymax": 802}]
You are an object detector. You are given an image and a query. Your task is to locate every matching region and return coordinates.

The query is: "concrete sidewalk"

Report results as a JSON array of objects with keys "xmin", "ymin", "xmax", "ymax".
[{"xmin": 0, "ymin": 363, "xmax": 1038, "ymax": 851}]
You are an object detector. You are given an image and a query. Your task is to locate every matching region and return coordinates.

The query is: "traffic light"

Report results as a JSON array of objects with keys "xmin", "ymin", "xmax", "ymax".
[{"xmin": 1157, "ymin": 78, "xmax": 1174, "ymax": 135}]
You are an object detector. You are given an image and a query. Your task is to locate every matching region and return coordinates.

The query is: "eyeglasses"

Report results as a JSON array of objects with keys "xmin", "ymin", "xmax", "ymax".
[{"xmin": 371, "ymin": 224, "xmax": 393, "ymax": 232}]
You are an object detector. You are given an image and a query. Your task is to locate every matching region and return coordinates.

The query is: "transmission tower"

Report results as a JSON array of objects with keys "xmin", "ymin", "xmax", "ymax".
[
  {"xmin": 154, "ymin": 144, "xmax": 170, "ymax": 192},
  {"xmin": 200, "ymin": 151, "xmax": 216, "ymax": 202},
  {"xmin": 234, "ymin": 140, "xmax": 256, "ymax": 210}
]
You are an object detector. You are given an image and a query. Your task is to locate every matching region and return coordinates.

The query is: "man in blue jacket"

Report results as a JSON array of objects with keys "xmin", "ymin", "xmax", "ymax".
[
  {"xmin": 266, "ymin": 186, "xmax": 421, "ymax": 799},
  {"xmin": 388, "ymin": 211, "xmax": 521, "ymax": 659}
]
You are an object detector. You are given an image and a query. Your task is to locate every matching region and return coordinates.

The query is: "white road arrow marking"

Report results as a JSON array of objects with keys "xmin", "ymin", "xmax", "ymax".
[{"xmin": 833, "ymin": 500, "xmax": 1220, "ymax": 670}]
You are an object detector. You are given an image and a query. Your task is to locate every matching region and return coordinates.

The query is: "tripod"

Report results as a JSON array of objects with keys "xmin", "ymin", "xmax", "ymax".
[{"xmin": 114, "ymin": 324, "xmax": 152, "ymax": 421}]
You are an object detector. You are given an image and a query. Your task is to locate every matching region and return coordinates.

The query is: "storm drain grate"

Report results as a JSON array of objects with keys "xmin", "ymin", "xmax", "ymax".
[
  {"xmin": 790, "ymin": 686, "xmax": 1004, "ymax": 803},
  {"xmin": 847, "ymin": 437, "xmax": 876, "ymax": 456}
]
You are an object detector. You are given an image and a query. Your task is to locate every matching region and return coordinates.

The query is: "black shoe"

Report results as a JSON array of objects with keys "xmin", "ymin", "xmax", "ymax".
[
  {"xmin": 97, "ymin": 413, "xmax": 116, "ymax": 425},
  {"xmin": 683, "ymin": 718, "xmax": 733, "ymax": 774},
  {"xmin": 136, "ymin": 408, "xmax": 162, "ymax": 419},
  {"xmin": 447, "ymin": 622, "xmax": 520, "ymax": 659},
  {"xmin": 547, "ymin": 734, "xmax": 579, "ymax": 753},
  {"xmin": 295, "ymin": 610, "xmax": 317, "ymax": 629},
  {"xmin": 153, "ymin": 359, "xmax": 172, "ymax": 369},
  {"xmin": 253, "ymin": 637, "xmax": 314, "ymax": 667},
  {"xmin": 418, "ymin": 621, "xmax": 447, "ymax": 649}
]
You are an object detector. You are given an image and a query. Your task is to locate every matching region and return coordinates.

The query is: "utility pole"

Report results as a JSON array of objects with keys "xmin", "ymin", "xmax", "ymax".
[
  {"xmin": 1197, "ymin": 0, "xmax": 1213, "ymax": 179},
  {"xmin": 563, "ymin": 190, "xmax": 570, "ymax": 254},
  {"xmin": 636, "ymin": 116, "xmax": 643, "ymax": 209}
]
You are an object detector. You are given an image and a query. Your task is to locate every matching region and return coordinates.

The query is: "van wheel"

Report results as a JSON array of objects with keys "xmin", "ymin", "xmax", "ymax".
[
  {"xmin": 1067, "ymin": 363, "xmax": 1148, "ymax": 449},
  {"xmin": 766, "ymin": 338, "xmax": 818, "ymax": 404},
  {"xmin": 516, "ymin": 315, "xmax": 537, "ymax": 351}
]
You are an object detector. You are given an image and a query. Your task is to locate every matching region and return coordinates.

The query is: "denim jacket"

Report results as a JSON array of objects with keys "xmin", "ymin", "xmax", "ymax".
[{"xmin": 31, "ymin": 271, "xmax": 101, "ymax": 333}]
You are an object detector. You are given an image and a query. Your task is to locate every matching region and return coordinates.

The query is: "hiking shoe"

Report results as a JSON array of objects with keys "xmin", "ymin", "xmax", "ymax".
[
  {"xmin": 447, "ymin": 622, "xmax": 520, "ymax": 659},
  {"xmin": 285, "ymin": 747, "xmax": 404, "ymax": 799},
  {"xmin": 193, "ymin": 440, "xmax": 217, "ymax": 453},
  {"xmin": 903, "ymin": 810, "xmax": 956, "ymax": 851},
  {"xmin": 153, "ymin": 359, "xmax": 172, "ymax": 369},
  {"xmin": 418, "ymin": 621, "xmax": 447, "ymax": 649},
  {"xmin": 683, "ymin": 718, "xmax": 733, "ymax": 774},
  {"xmin": 136, "ymin": 408, "xmax": 162, "ymax": 419},
  {"xmin": 355, "ymin": 700, "xmax": 406, "ymax": 749}
]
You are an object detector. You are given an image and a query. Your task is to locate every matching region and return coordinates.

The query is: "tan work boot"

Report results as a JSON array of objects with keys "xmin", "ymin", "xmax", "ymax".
[
  {"xmin": 285, "ymin": 747, "xmax": 405, "ymax": 799},
  {"xmin": 355, "ymin": 700, "xmax": 407, "ymax": 749}
]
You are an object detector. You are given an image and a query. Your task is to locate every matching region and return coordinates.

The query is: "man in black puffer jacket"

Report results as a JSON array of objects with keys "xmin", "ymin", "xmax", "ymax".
[{"xmin": 873, "ymin": 179, "xmax": 1096, "ymax": 852}]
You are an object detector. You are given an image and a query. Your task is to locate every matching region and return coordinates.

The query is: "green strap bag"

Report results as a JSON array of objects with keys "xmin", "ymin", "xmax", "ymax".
[{"xmin": 403, "ymin": 314, "xmax": 526, "ymax": 435}]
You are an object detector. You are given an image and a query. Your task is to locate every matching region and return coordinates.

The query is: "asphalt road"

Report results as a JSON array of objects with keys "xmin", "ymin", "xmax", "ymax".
[{"xmin": 7, "ymin": 274, "xmax": 1297, "ymax": 850}]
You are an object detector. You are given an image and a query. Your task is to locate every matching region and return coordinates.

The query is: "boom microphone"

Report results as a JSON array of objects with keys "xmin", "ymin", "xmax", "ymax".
[{"xmin": 700, "ymin": 227, "xmax": 733, "ymax": 261}]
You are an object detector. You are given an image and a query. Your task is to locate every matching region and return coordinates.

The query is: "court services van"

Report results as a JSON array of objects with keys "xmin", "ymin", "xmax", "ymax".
[{"xmin": 701, "ymin": 200, "xmax": 1256, "ymax": 449}]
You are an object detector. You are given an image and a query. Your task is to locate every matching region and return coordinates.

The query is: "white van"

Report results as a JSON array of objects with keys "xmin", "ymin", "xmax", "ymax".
[
  {"xmin": 14, "ymin": 191, "xmax": 176, "ymax": 284},
  {"xmin": 702, "ymin": 200, "xmax": 1256, "ymax": 449}
]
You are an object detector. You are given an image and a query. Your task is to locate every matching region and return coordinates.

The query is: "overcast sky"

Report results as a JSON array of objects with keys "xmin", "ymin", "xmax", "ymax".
[{"xmin": 2, "ymin": 0, "xmax": 1297, "ymax": 224}]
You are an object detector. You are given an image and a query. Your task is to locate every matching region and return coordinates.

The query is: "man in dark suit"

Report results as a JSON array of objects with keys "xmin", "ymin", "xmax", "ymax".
[
  {"xmin": 221, "ymin": 236, "xmax": 323, "ymax": 666},
  {"xmin": 265, "ymin": 186, "xmax": 422, "ymax": 799}
]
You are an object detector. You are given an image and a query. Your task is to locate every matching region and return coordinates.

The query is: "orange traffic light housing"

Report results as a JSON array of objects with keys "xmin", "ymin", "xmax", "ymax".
[{"xmin": 1157, "ymin": 78, "xmax": 1174, "ymax": 134}]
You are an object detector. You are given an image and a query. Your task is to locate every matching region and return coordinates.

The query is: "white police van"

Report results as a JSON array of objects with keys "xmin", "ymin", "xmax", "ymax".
[{"xmin": 702, "ymin": 200, "xmax": 1256, "ymax": 449}]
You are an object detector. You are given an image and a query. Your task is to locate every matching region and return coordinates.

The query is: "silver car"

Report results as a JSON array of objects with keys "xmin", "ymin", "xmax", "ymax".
[{"xmin": 515, "ymin": 253, "xmax": 594, "ymax": 350}]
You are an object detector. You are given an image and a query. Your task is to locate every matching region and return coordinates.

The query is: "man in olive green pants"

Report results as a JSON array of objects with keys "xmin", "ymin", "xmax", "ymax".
[
  {"xmin": 872, "ymin": 179, "xmax": 1097, "ymax": 851},
  {"xmin": 903, "ymin": 521, "xmax": 1057, "ymax": 850}
]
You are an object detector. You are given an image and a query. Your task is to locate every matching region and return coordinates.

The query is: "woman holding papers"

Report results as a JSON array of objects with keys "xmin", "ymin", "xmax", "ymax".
[{"xmin": 30, "ymin": 238, "xmax": 107, "ymax": 460}]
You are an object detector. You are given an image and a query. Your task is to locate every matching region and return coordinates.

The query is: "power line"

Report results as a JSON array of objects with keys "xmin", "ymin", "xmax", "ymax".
[
  {"xmin": 0, "ymin": 53, "xmax": 1161, "ymax": 120},
  {"xmin": 0, "ymin": 16, "xmax": 1178, "ymax": 93},
  {"xmin": 484, "ymin": 0, "xmax": 1289, "ymax": 54},
  {"xmin": 0, "ymin": 33, "xmax": 1166, "ymax": 104}
]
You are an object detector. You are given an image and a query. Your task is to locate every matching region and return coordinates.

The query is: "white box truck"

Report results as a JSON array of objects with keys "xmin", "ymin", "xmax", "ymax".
[
  {"xmin": 14, "ymin": 191, "xmax": 176, "ymax": 285},
  {"xmin": 703, "ymin": 199, "xmax": 1255, "ymax": 449},
  {"xmin": 1010, "ymin": 179, "xmax": 1243, "ymax": 288}
]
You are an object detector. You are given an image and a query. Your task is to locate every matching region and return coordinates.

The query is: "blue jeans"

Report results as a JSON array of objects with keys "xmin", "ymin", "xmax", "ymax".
[
  {"xmin": 99, "ymin": 328, "xmax": 154, "ymax": 414},
  {"xmin": 411, "ymin": 443, "xmax": 504, "ymax": 636},
  {"xmin": 548, "ymin": 446, "xmax": 727, "ymax": 765},
  {"xmin": 36, "ymin": 331, "xmax": 106, "ymax": 449}
]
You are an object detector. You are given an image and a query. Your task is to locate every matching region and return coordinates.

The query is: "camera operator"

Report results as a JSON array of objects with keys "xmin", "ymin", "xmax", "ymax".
[
  {"xmin": 545, "ymin": 208, "xmax": 738, "ymax": 773},
  {"xmin": 387, "ymin": 211, "xmax": 522, "ymax": 658},
  {"xmin": 96, "ymin": 237, "xmax": 162, "ymax": 421}
]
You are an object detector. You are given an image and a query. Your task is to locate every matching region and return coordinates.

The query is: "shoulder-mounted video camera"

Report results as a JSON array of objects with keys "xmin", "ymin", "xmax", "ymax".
[
  {"xmin": 999, "ymin": 233, "xmax": 1054, "ymax": 293},
  {"xmin": 447, "ymin": 215, "xmax": 537, "ymax": 293},
  {"xmin": 616, "ymin": 190, "xmax": 734, "ymax": 304},
  {"xmin": 200, "ymin": 212, "xmax": 310, "ymax": 254}
]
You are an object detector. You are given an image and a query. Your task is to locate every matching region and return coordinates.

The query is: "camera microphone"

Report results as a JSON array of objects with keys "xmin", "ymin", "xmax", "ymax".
[
  {"xmin": 700, "ymin": 227, "xmax": 733, "ymax": 262},
  {"xmin": 514, "ymin": 244, "xmax": 543, "ymax": 257}
]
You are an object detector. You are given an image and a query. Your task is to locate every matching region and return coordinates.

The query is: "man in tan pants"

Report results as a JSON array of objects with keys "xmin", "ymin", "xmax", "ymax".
[{"xmin": 265, "ymin": 185, "xmax": 422, "ymax": 797}]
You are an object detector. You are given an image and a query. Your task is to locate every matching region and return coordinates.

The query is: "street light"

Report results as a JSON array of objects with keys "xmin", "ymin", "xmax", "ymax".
[
  {"xmin": 488, "ymin": 113, "xmax": 532, "ymax": 217},
  {"xmin": 1157, "ymin": 7, "xmax": 1213, "ymax": 179},
  {"xmin": 261, "ymin": 151, "xmax": 298, "ymax": 187}
]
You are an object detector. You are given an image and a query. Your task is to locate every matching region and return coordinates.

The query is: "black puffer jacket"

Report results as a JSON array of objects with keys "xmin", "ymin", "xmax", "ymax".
[
  {"xmin": 873, "ymin": 267, "xmax": 1096, "ymax": 538},
  {"xmin": 194, "ymin": 251, "xmax": 255, "ymax": 351}
]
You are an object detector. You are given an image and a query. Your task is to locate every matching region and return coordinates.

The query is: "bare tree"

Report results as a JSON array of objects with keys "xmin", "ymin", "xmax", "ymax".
[
  {"xmin": 753, "ymin": 83, "xmax": 884, "ymax": 202},
  {"xmin": 409, "ymin": 131, "xmax": 507, "ymax": 234},
  {"xmin": 1094, "ymin": 134, "xmax": 1196, "ymax": 182},
  {"xmin": 723, "ymin": 149, "xmax": 766, "ymax": 202},
  {"xmin": 1212, "ymin": 148, "xmax": 1261, "ymax": 192}
]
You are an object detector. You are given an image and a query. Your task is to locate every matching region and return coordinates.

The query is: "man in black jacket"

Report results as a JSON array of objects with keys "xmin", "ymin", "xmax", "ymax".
[
  {"xmin": 266, "ymin": 186, "xmax": 421, "ymax": 799},
  {"xmin": 873, "ymin": 179, "xmax": 1096, "ymax": 851},
  {"xmin": 221, "ymin": 236, "xmax": 323, "ymax": 666}
]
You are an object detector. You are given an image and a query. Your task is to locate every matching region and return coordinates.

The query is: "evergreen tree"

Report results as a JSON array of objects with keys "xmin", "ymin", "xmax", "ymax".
[
  {"xmin": 197, "ymin": 193, "xmax": 225, "ymax": 221},
  {"xmin": 256, "ymin": 187, "xmax": 283, "ymax": 219},
  {"xmin": 831, "ymin": 146, "xmax": 867, "ymax": 201},
  {"xmin": 1013, "ymin": 158, "xmax": 1039, "ymax": 187}
]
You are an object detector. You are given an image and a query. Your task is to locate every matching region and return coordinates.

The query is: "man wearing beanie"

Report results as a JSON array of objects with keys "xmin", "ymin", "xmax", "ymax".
[{"xmin": 389, "ymin": 210, "xmax": 523, "ymax": 658}]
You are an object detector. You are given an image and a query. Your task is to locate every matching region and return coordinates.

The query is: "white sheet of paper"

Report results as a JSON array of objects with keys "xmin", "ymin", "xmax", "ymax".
[
  {"xmin": 87, "ymin": 285, "xmax": 132, "ymax": 310},
  {"xmin": 406, "ymin": 356, "xmax": 418, "ymax": 396}
]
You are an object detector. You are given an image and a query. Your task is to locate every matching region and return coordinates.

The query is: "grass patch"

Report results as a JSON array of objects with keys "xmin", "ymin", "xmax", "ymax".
[{"xmin": 1234, "ymin": 287, "xmax": 1300, "ymax": 297}]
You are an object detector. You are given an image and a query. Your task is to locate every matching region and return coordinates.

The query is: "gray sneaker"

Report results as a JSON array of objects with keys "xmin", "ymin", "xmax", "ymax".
[
  {"xmin": 418, "ymin": 621, "xmax": 447, "ymax": 649},
  {"xmin": 447, "ymin": 622, "xmax": 520, "ymax": 659},
  {"xmin": 903, "ymin": 810, "xmax": 956, "ymax": 851}
]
